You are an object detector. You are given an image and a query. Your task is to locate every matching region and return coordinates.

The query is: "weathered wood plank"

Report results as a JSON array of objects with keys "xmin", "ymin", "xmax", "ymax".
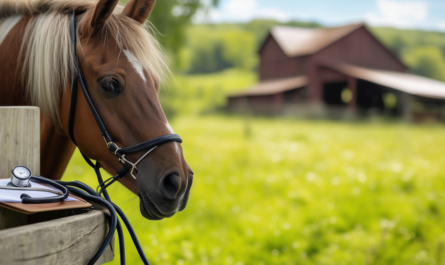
[
  {"xmin": 0, "ymin": 210, "xmax": 114, "ymax": 265},
  {"xmin": 0, "ymin": 107, "xmax": 40, "ymax": 177}
]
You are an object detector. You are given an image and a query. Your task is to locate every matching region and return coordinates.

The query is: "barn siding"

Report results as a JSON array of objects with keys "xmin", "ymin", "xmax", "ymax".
[
  {"xmin": 259, "ymin": 35, "xmax": 308, "ymax": 80},
  {"xmin": 314, "ymin": 27, "xmax": 406, "ymax": 72},
  {"xmin": 307, "ymin": 57, "xmax": 323, "ymax": 102},
  {"xmin": 319, "ymin": 67, "xmax": 348, "ymax": 83},
  {"xmin": 259, "ymin": 56, "xmax": 308, "ymax": 80},
  {"xmin": 260, "ymin": 35, "xmax": 288, "ymax": 62},
  {"xmin": 248, "ymin": 94, "xmax": 283, "ymax": 114},
  {"xmin": 283, "ymin": 88, "xmax": 307, "ymax": 103}
]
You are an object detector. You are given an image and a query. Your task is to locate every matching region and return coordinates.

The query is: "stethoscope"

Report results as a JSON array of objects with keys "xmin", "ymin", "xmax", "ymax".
[
  {"xmin": 0, "ymin": 165, "xmax": 69, "ymax": 203},
  {"xmin": 0, "ymin": 164, "xmax": 153, "ymax": 265}
]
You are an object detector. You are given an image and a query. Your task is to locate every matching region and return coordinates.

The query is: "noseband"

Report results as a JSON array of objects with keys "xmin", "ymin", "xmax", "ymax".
[{"xmin": 67, "ymin": 13, "xmax": 182, "ymax": 193}]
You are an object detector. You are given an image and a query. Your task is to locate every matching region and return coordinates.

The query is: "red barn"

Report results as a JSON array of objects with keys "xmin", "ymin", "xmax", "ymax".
[{"xmin": 228, "ymin": 24, "xmax": 445, "ymax": 121}]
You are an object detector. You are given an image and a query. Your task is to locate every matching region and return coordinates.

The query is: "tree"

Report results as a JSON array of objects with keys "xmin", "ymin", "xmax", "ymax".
[
  {"xmin": 121, "ymin": 0, "xmax": 219, "ymax": 54},
  {"xmin": 178, "ymin": 26, "xmax": 258, "ymax": 74},
  {"xmin": 403, "ymin": 46, "xmax": 445, "ymax": 82},
  {"xmin": 220, "ymin": 30, "xmax": 257, "ymax": 70}
]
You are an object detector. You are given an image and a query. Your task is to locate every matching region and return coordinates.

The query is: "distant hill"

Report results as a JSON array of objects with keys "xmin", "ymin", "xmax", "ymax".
[
  {"xmin": 178, "ymin": 19, "xmax": 445, "ymax": 82},
  {"xmin": 371, "ymin": 27, "xmax": 445, "ymax": 82}
]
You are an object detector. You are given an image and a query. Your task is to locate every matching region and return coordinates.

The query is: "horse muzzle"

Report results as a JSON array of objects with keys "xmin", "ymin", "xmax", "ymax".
[{"xmin": 139, "ymin": 174, "xmax": 193, "ymax": 220}]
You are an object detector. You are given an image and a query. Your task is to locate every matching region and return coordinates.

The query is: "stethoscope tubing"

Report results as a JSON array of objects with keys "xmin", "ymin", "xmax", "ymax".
[
  {"xmin": 0, "ymin": 176, "xmax": 69, "ymax": 203},
  {"xmin": 0, "ymin": 186, "xmax": 63, "ymax": 195},
  {"xmin": 55, "ymin": 179, "xmax": 151, "ymax": 265},
  {"xmin": 62, "ymin": 184, "xmax": 117, "ymax": 265},
  {"xmin": 23, "ymin": 176, "xmax": 69, "ymax": 203}
]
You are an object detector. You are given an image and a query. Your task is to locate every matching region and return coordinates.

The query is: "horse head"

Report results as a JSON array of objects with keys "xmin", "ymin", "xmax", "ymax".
[{"xmin": 58, "ymin": 0, "xmax": 192, "ymax": 220}]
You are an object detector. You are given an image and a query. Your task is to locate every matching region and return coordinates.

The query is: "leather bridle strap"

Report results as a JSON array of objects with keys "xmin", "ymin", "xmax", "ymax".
[{"xmin": 67, "ymin": 12, "xmax": 182, "ymax": 187}]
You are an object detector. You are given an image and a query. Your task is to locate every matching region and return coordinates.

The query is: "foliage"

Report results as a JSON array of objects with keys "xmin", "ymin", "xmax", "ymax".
[
  {"xmin": 402, "ymin": 46, "xmax": 445, "ymax": 82},
  {"xmin": 63, "ymin": 114, "xmax": 445, "ymax": 265},
  {"xmin": 371, "ymin": 27, "xmax": 445, "ymax": 81},
  {"xmin": 120, "ymin": 0, "xmax": 219, "ymax": 55},
  {"xmin": 178, "ymin": 25, "xmax": 258, "ymax": 73},
  {"xmin": 160, "ymin": 68, "xmax": 256, "ymax": 118},
  {"xmin": 371, "ymin": 27, "xmax": 445, "ymax": 58}
]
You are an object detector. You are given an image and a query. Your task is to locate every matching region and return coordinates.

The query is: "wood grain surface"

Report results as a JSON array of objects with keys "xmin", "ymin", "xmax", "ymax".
[
  {"xmin": 0, "ymin": 210, "xmax": 114, "ymax": 265},
  {"xmin": 0, "ymin": 107, "xmax": 40, "ymax": 177}
]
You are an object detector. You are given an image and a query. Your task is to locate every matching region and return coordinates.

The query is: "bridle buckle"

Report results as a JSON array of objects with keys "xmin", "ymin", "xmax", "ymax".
[{"xmin": 106, "ymin": 140, "xmax": 121, "ymax": 155}]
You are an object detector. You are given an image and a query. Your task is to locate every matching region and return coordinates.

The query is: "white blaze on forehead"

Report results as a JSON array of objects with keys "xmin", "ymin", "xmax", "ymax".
[
  {"xmin": 123, "ymin": 49, "xmax": 146, "ymax": 82},
  {"xmin": 0, "ymin": 16, "xmax": 22, "ymax": 46}
]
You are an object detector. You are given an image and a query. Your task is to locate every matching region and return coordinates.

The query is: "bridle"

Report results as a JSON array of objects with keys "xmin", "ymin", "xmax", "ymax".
[{"xmin": 67, "ymin": 12, "xmax": 182, "ymax": 194}]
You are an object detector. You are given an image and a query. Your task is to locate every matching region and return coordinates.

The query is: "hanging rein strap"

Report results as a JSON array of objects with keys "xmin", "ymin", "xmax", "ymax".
[{"xmin": 67, "ymin": 12, "xmax": 182, "ymax": 190}]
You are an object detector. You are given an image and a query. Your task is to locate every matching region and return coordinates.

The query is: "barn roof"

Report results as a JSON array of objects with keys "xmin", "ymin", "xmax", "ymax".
[
  {"xmin": 269, "ymin": 24, "xmax": 364, "ymax": 57},
  {"xmin": 325, "ymin": 61, "xmax": 445, "ymax": 99},
  {"xmin": 229, "ymin": 76, "xmax": 307, "ymax": 97}
]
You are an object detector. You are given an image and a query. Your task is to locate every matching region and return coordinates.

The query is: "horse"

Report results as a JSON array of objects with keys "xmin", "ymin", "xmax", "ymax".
[{"xmin": 0, "ymin": 0, "xmax": 193, "ymax": 220}]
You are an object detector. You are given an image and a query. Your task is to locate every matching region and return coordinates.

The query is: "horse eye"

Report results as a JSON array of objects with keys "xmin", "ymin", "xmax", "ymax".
[{"xmin": 99, "ymin": 76, "xmax": 122, "ymax": 97}]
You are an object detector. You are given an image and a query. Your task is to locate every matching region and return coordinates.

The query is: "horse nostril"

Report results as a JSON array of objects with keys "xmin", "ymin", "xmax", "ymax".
[{"xmin": 159, "ymin": 173, "xmax": 181, "ymax": 200}]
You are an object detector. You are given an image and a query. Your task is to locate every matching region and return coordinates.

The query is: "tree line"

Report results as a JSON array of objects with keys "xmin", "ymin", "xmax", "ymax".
[
  {"xmin": 371, "ymin": 27, "xmax": 445, "ymax": 82},
  {"xmin": 172, "ymin": 19, "xmax": 445, "ymax": 82}
]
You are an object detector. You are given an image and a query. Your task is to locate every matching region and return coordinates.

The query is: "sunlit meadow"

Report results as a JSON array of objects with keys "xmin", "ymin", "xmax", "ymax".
[{"xmin": 63, "ymin": 115, "xmax": 445, "ymax": 265}]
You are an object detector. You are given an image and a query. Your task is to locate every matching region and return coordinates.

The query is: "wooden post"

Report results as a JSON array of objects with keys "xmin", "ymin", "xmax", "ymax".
[
  {"xmin": 0, "ymin": 107, "xmax": 114, "ymax": 264},
  {"xmin": 0, "ymin": 107, "xmax": 40, "ymax": 177},
  {"xmin": 307, "ymin": 61, "xmax": 325, "ymax": 117},
  {"xmin": 400, "ymin": 92, "xmax": 412, "ymax": 123},
  {"xmin": 274, "ymin": 93, "xmax": 283, "ymax": 115}
]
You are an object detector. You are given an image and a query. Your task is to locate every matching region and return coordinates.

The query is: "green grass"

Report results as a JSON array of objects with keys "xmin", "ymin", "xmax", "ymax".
[{"xmin": 63, "ymin": 115, "xmax": 445, "ymax": 265}]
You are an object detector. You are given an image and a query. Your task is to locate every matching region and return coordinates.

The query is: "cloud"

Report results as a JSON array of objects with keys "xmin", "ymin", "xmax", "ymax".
[
  {"xmin": 255, "ymin": 8, "xmax": 292, "ymax": 22},
  {"xmin": 225, "ymin": 0, "xmax": 257, "ymax": 21},
  {"xmin": 194, "ymin": 0, "xmax": 292, "ymax": 23},
  {"xmin": 438, "ymin": 21, "xmax": 445, "ymax": 31},
  {"xmin": 366, "ymin": 0, "xmax": 429, "ymax": 28}
]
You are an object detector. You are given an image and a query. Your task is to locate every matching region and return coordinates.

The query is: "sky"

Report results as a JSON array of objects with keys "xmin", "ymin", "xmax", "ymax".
[{"xmin": 195, "ymin": 0, "xmax": 445, "ymax": 32}]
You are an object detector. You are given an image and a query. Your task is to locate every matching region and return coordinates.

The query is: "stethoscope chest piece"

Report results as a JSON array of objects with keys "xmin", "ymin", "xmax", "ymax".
[{"xmin": 10, "ymin": 165, "xmax": 32, "ymax": 187}]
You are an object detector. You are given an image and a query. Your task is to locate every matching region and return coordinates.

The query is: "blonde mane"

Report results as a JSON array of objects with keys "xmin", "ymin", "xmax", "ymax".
[{"xmin": 0, "ymin": 0, "xmax": 169, "ymax": 125}]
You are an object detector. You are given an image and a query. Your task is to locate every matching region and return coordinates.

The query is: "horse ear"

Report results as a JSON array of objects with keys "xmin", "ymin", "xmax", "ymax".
[
  {"xmin": 90, "ymin": 0, "xmax": 119, "ymax": 30},
  {"xmin": 122, "ymin": 0, "xmax": 156, "ymax": 24}
]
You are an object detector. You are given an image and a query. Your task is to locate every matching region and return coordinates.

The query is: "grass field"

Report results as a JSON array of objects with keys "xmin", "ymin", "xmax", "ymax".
[{"xmin": 62, "ymin": 115, "xmax": 445, "ymax": 265}]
